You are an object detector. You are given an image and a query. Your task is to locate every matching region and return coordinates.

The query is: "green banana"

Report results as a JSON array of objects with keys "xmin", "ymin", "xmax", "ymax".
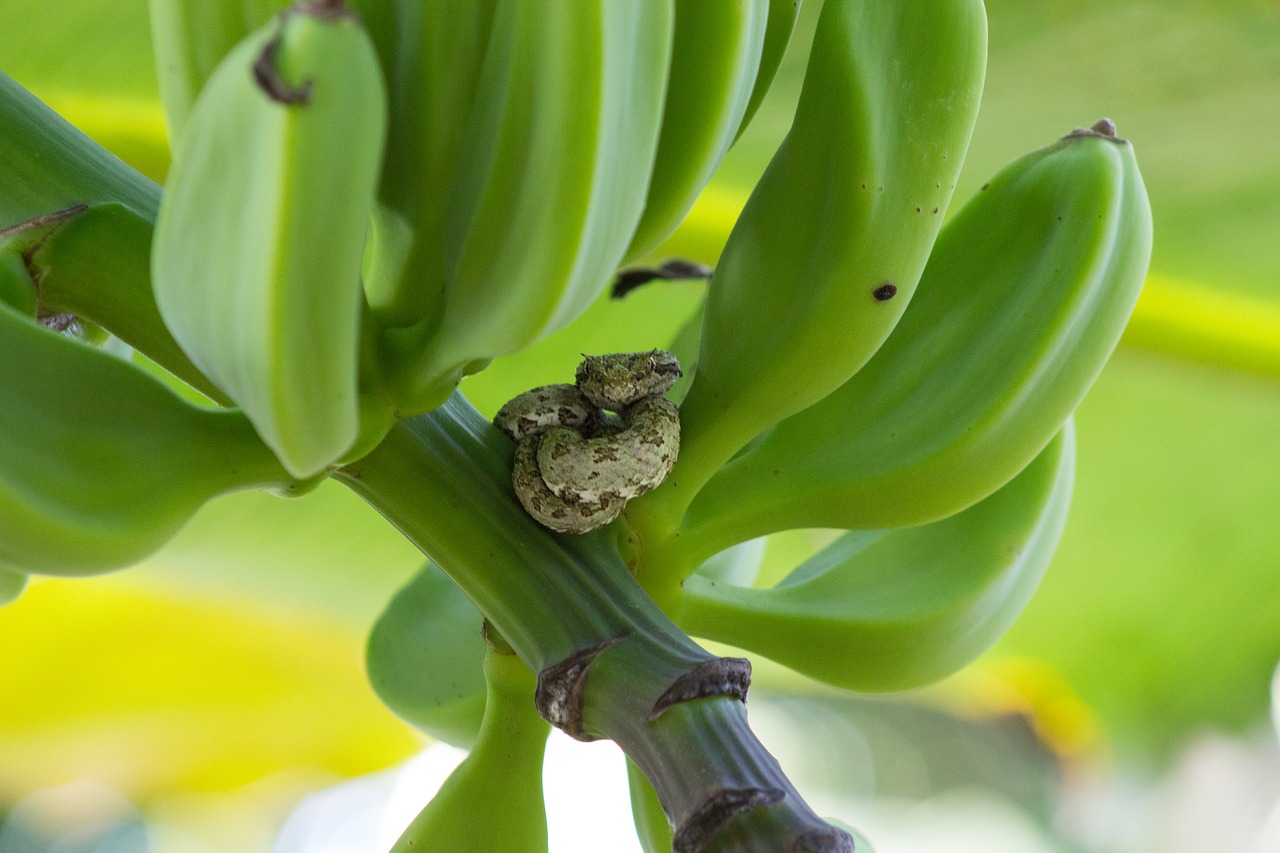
[
  {"xmin": 153, "ymin": 3, "xmax": 388, "ymax": 478},
  {"xmin": 0, "ymin": 71, "xmax": 226, "ymax": 398},
  {"xmin": 734, "ymin": 0, "xmax": 802, "ymax": 141},
  {"xmin": 391, "ymin": 639, "xmax": 550, "ymax": 853},
  {"xmin": 623, "ymin": 0, "xmax": 768, "ymax": 261},
  {"xmin": 676, "ymin": 425, "xmax": 1074, "ymax": 693},
  {"xmin": 627, "ymin": 759, "xmax": 674, "ymax": 853},
  {"xmin": 148, "ymin": 0, "xmax": 289, "ymax": 140},
  {"xmin": 23, "ymin": 203, "xmax": 228, "ymax": 401},
  {"xmin": 680, "ymin": 123, "xmax": 1152, "ymax": 553},
  {"xmin": 655, "ymin": 0, "xmax": 987, "ymax": 507},
  {"xmin": 387, "ymin": 0, "xmax": 675, "ymax": 410},
  {"xmin": 357, "ymin": 0, "xmax": 499, "ymax": 329},
  {"xmin": 366, "ymin": 561, "xmax": 487, "ymax": 749},
  {"xmin": 0, "ymin": 250, "xmax": 36, "ymax": 315},
  {"xmin": 0, "ymin": 565, "xmax": 27, "ymax": 606},
  {"xmin": 0, "ymin": 298, "xmax": 290, "ymax": 576}
]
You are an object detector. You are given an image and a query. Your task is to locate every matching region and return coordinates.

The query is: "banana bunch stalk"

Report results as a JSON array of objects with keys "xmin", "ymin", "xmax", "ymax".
[{"xmin": 1, "ymin": 0, "xmax": 1156, "ymax": 849}]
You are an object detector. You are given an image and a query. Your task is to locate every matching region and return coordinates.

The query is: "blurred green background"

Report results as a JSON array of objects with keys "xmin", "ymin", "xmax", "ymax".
[{"xmin": 1, "ymin": 0, "xmax": 1278, "ymax": 850}]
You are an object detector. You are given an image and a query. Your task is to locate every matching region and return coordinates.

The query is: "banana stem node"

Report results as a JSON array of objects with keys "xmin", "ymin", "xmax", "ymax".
[
  {"xmin": 534, "ymin": 635, "xmax": 629, "ymax": 741},
  {"xmin": 674, "ymin": 787, "xmax": 786, "ymax": 853},
  {"xmin": 790, "ymin": 828, "xmax": 857, "ymax": 853},
  {"xmin": 650, "ymin": 656, "xmax": 751, "ymax": 721}
]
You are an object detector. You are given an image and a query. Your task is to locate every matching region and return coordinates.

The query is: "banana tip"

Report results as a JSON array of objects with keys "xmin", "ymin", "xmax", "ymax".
[{"xmin": 1064, "ymin": 118, "xmax": 1128, "ymax": 144}]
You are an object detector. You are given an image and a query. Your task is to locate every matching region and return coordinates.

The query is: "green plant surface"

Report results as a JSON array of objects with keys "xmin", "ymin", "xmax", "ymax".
[
  {"xmin": 0, "ymin": 0, "xmax": 1276, "ymax": 801},
  {"xmin": 993, "ymin": 348, "xmax": 1280, "ymax": 759}
]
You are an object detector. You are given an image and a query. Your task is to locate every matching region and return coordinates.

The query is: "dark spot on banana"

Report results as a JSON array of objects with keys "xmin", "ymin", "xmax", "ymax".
[
  {"xmin": 253, "ymin": 32, "xmax": 313, "ymax": 106},
  {"xmin": 873, "ymin": 284, "xmax": 898, "ymax": 301}
]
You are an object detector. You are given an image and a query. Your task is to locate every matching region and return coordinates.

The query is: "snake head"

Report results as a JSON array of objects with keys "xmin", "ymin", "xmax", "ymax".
[{"xmin": 575, "ymin": 350, "xmax": 682, "ymax": 411}]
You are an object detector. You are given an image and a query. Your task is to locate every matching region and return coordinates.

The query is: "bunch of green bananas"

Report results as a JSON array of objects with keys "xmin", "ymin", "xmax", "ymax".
[
  {"xmin": 625, "ymin": 113, "xmax": 1150, "ymax": 694},
  {"xmin": 575, "ymin": 2, "xmax": 1140, "ymax": 718},
  {"xmin": 2, "ymin": 0, "xmax": 1154, "ymax": 849}
]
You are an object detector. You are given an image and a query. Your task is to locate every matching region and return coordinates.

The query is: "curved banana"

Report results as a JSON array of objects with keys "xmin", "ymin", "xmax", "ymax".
[
  {"xmin": 623, "ymin": 0, "xmax": 768, "ymax": 261},
  {"xmin": 387, "ymin": 0, "xmax": 675, "ymax": 411},
  {"xmin": 153, "ymin": 3, "xmax": 388, "ymax": 478},
  {"xmin": 1, "ymin": 71, "xmax": 226, "ymax": 397},
  {"xmin": 644, "ymin": 0, "xmax": 988, "ymax": 517},
  {"xmin": 391, "ymin": 638, "xmax": 550, "ymax": 853},
  {"xmin": 675, "ymin": 426, "xmax": 1074, "ymax": 693},
  {"xmin": 148, "ymin": 0, "xmax": 288, "ymax": 140},
  {"xmin": 366, "ymin": 561, "xmax": 487, "ymax": 748},
  {"xmin": 681, "ymin": 123, "xmax": 1151, "ymax": 553},
  {"xmin": 0, "ymin": 250, "xmax": 35, "ymax": 315},
  {"xmin": 0, "ymin": 565, "xmax": 27, "ymax": 606},
  {"xmin": 0, "ymin": 299, "xmax": 290, "ymax": 576},
  {"xmin": 356, "ymin": 0, "xmax": 499, "ymax": 328},
  {"xmin": 627, "ymin": 759, "xmax": 674, "ymax": 853},
  {"xmin": 734, "ymin": 0, "xmax": 803, "ymax": 141}
]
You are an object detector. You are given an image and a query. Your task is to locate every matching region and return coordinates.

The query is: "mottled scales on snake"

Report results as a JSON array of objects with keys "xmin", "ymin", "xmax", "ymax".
[{"xmin": 493, "ymin": 351, "xmax": 682, "ymax": 534}]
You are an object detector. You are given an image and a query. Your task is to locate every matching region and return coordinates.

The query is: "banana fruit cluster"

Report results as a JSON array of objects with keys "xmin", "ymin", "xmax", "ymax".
[
  {"xmin": 678, "ymin": 121, "xmax": 1152, "ymax": 554},
  {"xmin": 4, "ymin": 0, "xmax": 1156, "ymax": 849},
  {"xmin": 633, "ymin": 113, "xmax": 1150, "ymax": 694},
  {"xmin": 618, "ymin": 1, "xmax": 1150, "ymax": 701}
]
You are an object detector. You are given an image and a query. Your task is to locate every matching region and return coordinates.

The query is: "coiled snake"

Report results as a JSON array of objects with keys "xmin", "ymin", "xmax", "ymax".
[{"xmin": 493, "ymin": 351, "xmax": 682, "ymax": 534}]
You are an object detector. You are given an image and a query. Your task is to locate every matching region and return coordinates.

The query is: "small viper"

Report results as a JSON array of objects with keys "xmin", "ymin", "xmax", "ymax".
[{"xmin": 493, "ymin": 351, "xmax": 682, "ymax": 534}]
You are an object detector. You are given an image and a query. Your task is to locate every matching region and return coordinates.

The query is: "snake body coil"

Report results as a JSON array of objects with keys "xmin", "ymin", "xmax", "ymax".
[{"xmin": 494, "ymin": 351, "xmax": 681, "ymax": 534}]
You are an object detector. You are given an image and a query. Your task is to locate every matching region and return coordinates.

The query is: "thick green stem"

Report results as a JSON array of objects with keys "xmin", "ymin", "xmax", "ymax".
[{"xmin": 336, "ymin": 394, "xmax": 851, "ymax": 852}]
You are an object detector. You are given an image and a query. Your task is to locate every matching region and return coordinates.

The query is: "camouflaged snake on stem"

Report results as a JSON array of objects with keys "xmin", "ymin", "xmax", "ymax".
[{"xmin": 493, "ymin": 351, "xmax": 682, "ymax": 534}]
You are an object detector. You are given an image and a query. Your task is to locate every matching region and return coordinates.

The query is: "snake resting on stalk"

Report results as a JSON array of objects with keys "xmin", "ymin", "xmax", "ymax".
[{"xmin": 493, "ymin": 351, "xmax": 682, "ymax": 534}]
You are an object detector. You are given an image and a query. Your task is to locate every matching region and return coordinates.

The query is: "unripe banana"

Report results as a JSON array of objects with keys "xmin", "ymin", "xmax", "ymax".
[
  {"xmin": 0, "ymin": 565, "xmax": 27, "ymax": 607},
  {"xmin": 391, "ymin": 640, "xmax": 550, "ymax": 853},
  {"xmin": 675, "ymin": 425, "xmax": 1075, "ymax": 693},
  {"xmin": 387, "ymin": 0, "xmax": 675, "ymax": 411},
  {"xmin": 366, "ymin": 561, "xmax": 487, "ymax": 748},
  {"xmin": 623, "ymin": 0, "xmax": 768, "ymax": 261},
  {"xmin": 22, "ymin": 203, "xmax": 227, "ymax": 401},
  {"xmin": 627, "ymin": 759, "xmax": 674, "ymax": 853},
  {"xmin": 148, "ymin": 0, "xmax": 289, "ymax": 140},
  {"xmin": 153, "ymin": 3, "xmax": 388, "ymax": 478},
  {"xmin": 659, "ymin": 0, "xmax": 987, "ymax": 505},
  {"xmin": 0, "ymin": 250, "xmax": 35, "ymax": 315},
  {"xmin": 681, "ymin": 124, "xmax": 1151, "ymax": 552},
  {"xmin": 0, "ymin": 299, "xmax": 291, "ymax": 576},
  {"xmin": 734, "ymin": 0, "xmax": 803, "ymax": 141},
  {"xmin": 356, "ymin": 0, "xmax": 499, "ymax": 328},
  {"xmin": 1, "ymin": 71, "xmax": 224, "ymax": 397}
]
